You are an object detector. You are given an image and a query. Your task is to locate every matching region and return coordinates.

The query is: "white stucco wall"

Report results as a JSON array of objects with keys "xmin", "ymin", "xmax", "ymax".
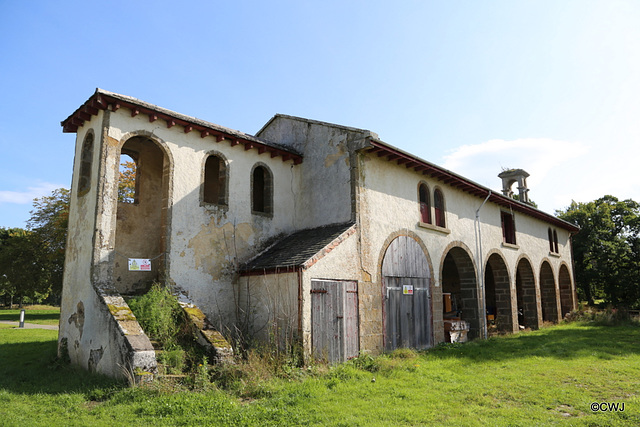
[
  {"xmin": 104, "ymin": 110, "xmax": 302, "ymax": 330},
  {"xmin": 358, "ymin": 153, "xmax": 574, "ymax": 286},
  {"xmin": 257, "ymin": 116, "xmax": 371, "ymax": 229}
]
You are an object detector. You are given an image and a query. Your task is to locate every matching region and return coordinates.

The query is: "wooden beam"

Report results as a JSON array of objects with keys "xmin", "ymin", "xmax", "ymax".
[
  {"xmin": 131, "ymin": 108, "xmax": 140, "ymax": 117},
  {"xmin": 229, "ymin": 139, "xmax": 240, "ymax": 147},
  {"xmin": 166, "ymin": 119, "xmax": 175, "ymax": 128},
  {"xmin": 258, "ymin": 146, "xmax": 266, "ymax": 154},
  {"xmin": 184, "ymin": 125, "xmax": 193, "ymax": 133},
  {"xmin": 148, "ymin": 113, "xmax": 158, "ymax": 122},
  {"xmin": 244, "ymin": 142, "xmax": 254, "ymax": 151},
  {"xmin": 200, "ymin": 130, "xmax": 210, "ymax": 138}
]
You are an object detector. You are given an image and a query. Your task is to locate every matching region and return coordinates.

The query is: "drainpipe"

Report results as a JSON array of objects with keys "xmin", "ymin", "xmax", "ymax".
[{"xmin": 475, "ymin": 190, "xmax": 492, "ymax": 339}]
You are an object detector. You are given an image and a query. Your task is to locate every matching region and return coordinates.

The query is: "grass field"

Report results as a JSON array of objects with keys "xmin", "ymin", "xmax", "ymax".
[
  {"xmin": 0, "ymin": 314, "xmax": 638, "ymax": 426},
  {"xmin": 0, "ymin": 305, "xmax": 60, "ymax": 326}
]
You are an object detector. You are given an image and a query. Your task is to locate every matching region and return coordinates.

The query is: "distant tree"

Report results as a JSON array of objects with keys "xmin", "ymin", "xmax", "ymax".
[
  {"xmin": 26, "ymin": 188, "xmax": 70, "ymax": 300},
  {"xmin": 557, "ymin": 195, "xmax": 640, "ymax": 308},
  {"xmin": 0, "ymin": 228, "xmax": 50, "ymax": 307},
  {"xmin": 118, "ymin": 159, "xmax": 137, "ymax": 203}
]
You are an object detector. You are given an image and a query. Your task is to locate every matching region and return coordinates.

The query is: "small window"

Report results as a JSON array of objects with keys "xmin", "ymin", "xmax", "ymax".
[
  {"xmin": 501, "ymin": 211, "xmax": 516, "ymax": 245},
  {"xmin": 252, "ymin": 164, "xmax": 273, "ymax": 214},
  {"xmin": 78, "ymin": 132, "xmax": 94, "ymax": 196},
  {"xmin": 203, "ymin": 154, "xmax": 227, "ymax": 206},
  {"xmin": 434, "ymin": 188, "xmax": 446, "ymax": 228},
  {"xmin": 419, "ymin": 183, "xmax": 431, "ymax": 224},
  {"xmin": 553, "ymin": 230, "xmax": 559, "ymax": 253},
  {"xmin": 548, "ymin": 228, "xmax": 554, "ymax": 252},
  {"xmin": 118, "ymin": 152, "xmax": 138, "ymax": 203}
]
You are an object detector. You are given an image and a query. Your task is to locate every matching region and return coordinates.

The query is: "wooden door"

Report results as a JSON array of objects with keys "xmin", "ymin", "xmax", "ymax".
[
  {"xmin": 311, "ymin": 279, "xmax": 359, "ymax": 362},
  {"xmin": 382, "ymin": 236, "xmax": 432, "ymax": 351}
]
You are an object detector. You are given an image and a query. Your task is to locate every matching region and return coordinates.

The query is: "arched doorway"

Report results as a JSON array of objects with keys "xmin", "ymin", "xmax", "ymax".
[
  {"xmin": 485, "ymin": 253, "xmax": 514, "ymax": 333},
  {"xmin": 559, "ymin": 264, "xmax": 574, "ymax": 318},
  {"xmin": 515, "ymin": 258, "xmax": 539, "ymax": 329},
  {"xmin": 442, "ymin": 246, "xmax": 480, "ymax": 339},
  {"xmin": 540, "ymin": 261, "xmax": 559, "ymax": 323},
  {"xmin": 113, "ymin": 135, "xmax": 171, "ymax": 294},
  {"xmin": 382, "ymin": 235, "xmax": 432, "ymax": 351}
]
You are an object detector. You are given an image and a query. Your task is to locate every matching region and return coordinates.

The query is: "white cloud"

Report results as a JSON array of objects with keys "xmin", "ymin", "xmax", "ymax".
[{"xmin": 0, "ymin": 182, "xmax": 63, "ymax": 204}]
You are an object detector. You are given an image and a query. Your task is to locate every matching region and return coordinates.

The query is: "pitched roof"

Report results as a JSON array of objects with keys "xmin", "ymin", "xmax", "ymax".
[
  {"xmin": 61, "ymin": 89, "xmax": 302, "ymax": 164},
  {"xmin": 241, "ymin": 222, "xmax": 355, "ymax": 274}
]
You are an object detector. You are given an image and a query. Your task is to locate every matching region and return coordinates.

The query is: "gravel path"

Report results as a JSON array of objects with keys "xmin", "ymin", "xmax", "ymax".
[{"xmin": 0, "ymin": 320, "xmax": 58, "ymax": 330}]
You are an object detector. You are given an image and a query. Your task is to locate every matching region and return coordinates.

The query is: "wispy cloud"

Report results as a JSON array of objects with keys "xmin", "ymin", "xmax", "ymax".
[
  {"xmin": 441, "ymin": 138, "xmax": 589, "ymax": 212},
  {"xmin": 0, "ymin": 182, "xmax": 63, "ymax": 204}
]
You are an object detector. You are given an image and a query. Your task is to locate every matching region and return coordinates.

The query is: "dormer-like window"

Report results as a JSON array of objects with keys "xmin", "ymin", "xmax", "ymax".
[
  {"xmin": 434, "ymin": 188, "xmax": 446, "ymax": 228},
  {"xmin": 203, "ymin": 154, "xmax": 227, "ymax": 206},
  {"xmin": 77, "ymin": 132, "xmax": 94, "ymax": 197},
  {"xmin": 252, "ymin": 164, "xmax": 273, "ymax": 215},
  {"xmin": 418, "ymin": 183, "xmax": 431, "ymax": 224},
  {"xmin": 501, "ymin": 211, "xmax": 516, "ymax": 245}
]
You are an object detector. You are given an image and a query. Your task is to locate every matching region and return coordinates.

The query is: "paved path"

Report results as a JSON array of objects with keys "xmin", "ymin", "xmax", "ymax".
[{"xmin": 0, "ymin": 320, "xmax": 58, "ymax": 330}]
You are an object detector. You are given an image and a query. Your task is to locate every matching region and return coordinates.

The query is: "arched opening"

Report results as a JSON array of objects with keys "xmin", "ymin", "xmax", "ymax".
[
  {"xmin": 548, "ymin": 228, "xmax": 554, "ymax": 252},
  {"xmin": 515, "ymin": 258, "xmax": 539, "ymax": 330},
  {"xmin": 252, "ymin": 164, "xmax": 273, "ymax": 214},
  {"xmin": 485, "ymin": 253, "xmax": 514, "ymax": 333},
  {"xmin": 77, "ymin": 131, "xmax": 94, "ymax": 196},
  {"xmin": 114, "ymin": 135, "xmax": 170, "ymax": 294},
  {"xmin": 434, "ymin": 188, "xmax": 446, "ymax": 228},
  {"xmin": 382, "ymin": 235, "xmax": 432, "ymax": 350},
  {"xmin": 559, "ymin": 264, "xmax": 574, "ymax": 318},
  {"xmin": 203, "ymin": 154, "xmax": 227, "ymax": 206},
  {"xmin": 418, "ymin": 183, "xmax": 431, "ymax": 224},
  {"xmin": 442, "ymin": 247, "xmax": 479, "ymax": 339},
  {"xmin": 540, "ymin": 261, "xmax": 559, "ymax": 323}
]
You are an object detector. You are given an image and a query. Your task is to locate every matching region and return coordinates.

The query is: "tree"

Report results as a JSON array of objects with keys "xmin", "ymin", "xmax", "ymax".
[
  {"xmin": 557, "ymin": 195, "xmax": 640, "ymax": 308},
  {"xmin": 26, "ymin": 188, "xmax": 70, "ymax": 300},
  {"xmin": 0, "ymin": 228, "xmax": 51, "ymax": 307},
  {"xmin": 118, "ymin": 159, "xmax": 137, "ymax": 203}
]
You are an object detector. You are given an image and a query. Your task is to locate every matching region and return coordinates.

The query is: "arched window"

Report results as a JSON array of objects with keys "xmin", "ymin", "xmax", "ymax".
[
  {"xmin": 553, "ymin": 230, "xmax": 559, "ymax": 253},
  {"xmin": 418, "ymin": 183, "xmax": 431, "ymax": 224},
  {"xmin": 548, "ymin": 228, "xmax": 554, "ymax": 252},
  {"xmin": 77, "ymin": 132, "xmax": 94, "ymax": 196},
  {"xmin": 434, "ymin": 188, "xmax": 446, "ymax": 228},
  {"xmin": 203, "ymin": 154, "xmax": 227, "ymax": 206},
  {"xmin": 252, "ymin": 164, "xmax": 273, "ymax": 214}
]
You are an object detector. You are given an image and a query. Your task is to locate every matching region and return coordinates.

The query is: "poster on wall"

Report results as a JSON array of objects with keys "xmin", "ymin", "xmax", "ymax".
[
  {"xmin": 128, "ymin": 259, "xmax": 151, "ymax": 271},
  {"xmin": 403, "ymin": 285, "xmax": 414, "ymax": 295}
]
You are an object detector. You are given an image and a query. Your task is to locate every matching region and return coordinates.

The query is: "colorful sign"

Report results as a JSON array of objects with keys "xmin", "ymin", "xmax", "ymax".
[
  {"xmin": 403, "ymin": 285, "xmax": 414, "ymax": 295},
  {"xmin": 128, "ymin": 258, "xmax": 151, "ymax": 271}
]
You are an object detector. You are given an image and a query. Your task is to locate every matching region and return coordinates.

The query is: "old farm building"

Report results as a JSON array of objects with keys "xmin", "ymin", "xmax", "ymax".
[{"xmin": 58, "ymin": 89, "xmax": 579, "ymax": 377}]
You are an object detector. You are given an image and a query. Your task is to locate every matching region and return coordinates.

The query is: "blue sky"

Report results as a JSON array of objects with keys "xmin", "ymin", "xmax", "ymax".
[{"xmin": 1, "ymin": 1, "xmax": 639, "ymax": 228}]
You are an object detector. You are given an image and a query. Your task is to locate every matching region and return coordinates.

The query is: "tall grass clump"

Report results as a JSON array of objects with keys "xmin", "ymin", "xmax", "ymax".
[{"xmin": 127, "ymin": 283, "xmax": 183, "ymax": 348}]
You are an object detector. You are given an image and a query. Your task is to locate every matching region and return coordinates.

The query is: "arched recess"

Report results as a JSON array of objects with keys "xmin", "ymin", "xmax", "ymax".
[
  {"xmin": 484, "ymin": 252, "xmax": 514, "ymax": 333},
  {"xmin": 539, "ymin": 261, "xmax": 560, "ymax": 323},
  {"xmin": 381, "ymin": 235, "xmax": 432, "ymax": 351},
  {"xmin": 114, "ymin": 134, "xmax": 172, "ymax": 294},
  {"xmin": 558, "ymin": 263, "xmax": 574, "ymax": 318},
  {"xmin": 516, "ymin": 257, "xmax": 540, "ymax": 329},
  {"xmin": 441, "ymin": 245, "xmax": 480, "ymax": 339},
  {"xmin": 78, "ymin": 130, "xmax": 95, "ymax": 197}
]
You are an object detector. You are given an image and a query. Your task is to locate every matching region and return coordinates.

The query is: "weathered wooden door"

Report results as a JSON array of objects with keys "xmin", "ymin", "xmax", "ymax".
[
  {"xmin": 383, "ymin": 236, "xmax": 432, "ymax": 350},
  {"xmin": 311, "ymin": 279, "xmax": 359, "ymax": 363}
]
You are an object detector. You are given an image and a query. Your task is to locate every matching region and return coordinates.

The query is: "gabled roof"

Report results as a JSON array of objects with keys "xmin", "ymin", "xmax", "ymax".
[
  {"xmin": 256, "ymin": 113, "xmax": 379, "ymax": 139},
  {"xmin": 61, "ymin": 89, "xmax": 302, "ymax": 165},
  {"xmin": 364, "ymin": 138, "xmax": 580, "ymax": 232},
  {"xmin": 241, "ymin": 222, "xmax": 356, "ymax": 275}
]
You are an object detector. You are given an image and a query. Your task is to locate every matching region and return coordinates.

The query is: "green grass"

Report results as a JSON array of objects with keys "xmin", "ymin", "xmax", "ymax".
[
  {"xmin": 0, "ymin": 305, "xmax": 60, "ymax": 326},
  {"xmin": 1, "ymin": 322, "xmax": 639, "ymax": 426}
]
